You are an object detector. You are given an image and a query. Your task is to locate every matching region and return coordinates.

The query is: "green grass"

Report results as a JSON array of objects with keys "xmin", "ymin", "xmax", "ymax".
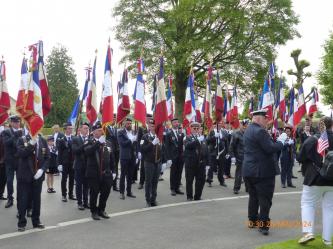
[{"xmin": 256, "ymin": 236, "xmax": 331, "ymax": 249}]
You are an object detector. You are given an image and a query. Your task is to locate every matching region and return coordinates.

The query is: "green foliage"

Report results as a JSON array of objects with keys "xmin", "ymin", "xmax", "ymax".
[
  {"xmin": 44, "ymin": 45, "xmax": 79, "ymax": 127},
  {"xmin": 318, "ymin": 32, "xmax": 333, "ymax": 105},
  {"xmin": 287, "ymin": 49, "xmax": 311, "ymax": 89},
  {"xmin": 113, "ymin": 0, "xmax": 299, "ymax": 119}
]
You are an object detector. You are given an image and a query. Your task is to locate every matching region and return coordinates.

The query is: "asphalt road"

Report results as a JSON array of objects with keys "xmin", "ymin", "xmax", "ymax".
[{"xmin": 0, "ymin": 164, "xmax": 322, "ymax": 249}]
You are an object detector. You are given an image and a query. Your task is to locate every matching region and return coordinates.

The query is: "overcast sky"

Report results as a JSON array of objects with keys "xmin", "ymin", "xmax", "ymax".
[{"xmin": 1, "ymin": 0, "xmax": 333, "ymax": 115}]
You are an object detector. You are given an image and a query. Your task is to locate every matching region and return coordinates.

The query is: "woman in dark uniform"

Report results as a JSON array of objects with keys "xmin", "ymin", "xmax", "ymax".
[{"xmin": 46, "ymin": 136, "xmax": 57, "ymax": 193}]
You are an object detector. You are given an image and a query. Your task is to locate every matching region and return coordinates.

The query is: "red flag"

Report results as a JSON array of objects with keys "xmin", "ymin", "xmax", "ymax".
[
  {"xmin": 133, "ymin": 58, "xmax": 146, "ymax": 126},
  {"xmin": 0, "ymin": 60, "xmax": 10, "ymax": 125},
  {"xmin": 100, "ymin": 43, "xmax": 114, "ymax": 126},
  {"xmin": 38, "ymin": 41, "xmax": 51, "ymax": 116},
  {"xmin": 86, "ymin": 56, "xmax": 98, "ymax": 124},
  {"xmin": 183, "ymin": 70, "xmax": 196, "ymax": 128},
  {"xmin": 228, "ymin": 86, "xmax": 239, "ymax": 129},
  {"xmin": 117, "ymin": 68, "xmax": 130, "ymax": 125},
  {"xmin": 215, "ymin": 72, "xmax": 224, "ymax": 122},
  {"xmin": 154, "ymin": 57, "xmax": 168, "ymax": 141},
  {"xmin": 203, "ymin": 66, "xmax": 213, "ymax": 130},
  {"xmin": 308, "ymin": 88, "xmax": 318, "ymax": 115}
]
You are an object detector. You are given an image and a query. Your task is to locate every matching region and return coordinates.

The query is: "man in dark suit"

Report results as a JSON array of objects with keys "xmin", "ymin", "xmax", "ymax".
[
  {"xmin": 16, "ymin": 133, "xmax": 49, "ymax": 232},
  {"xmin": 84, "ymin": 121, "xmax": 114, "ymax": 220},
  {"xmin": 165, "ymin": 118, "xmax": 184, "ymax": 196},
  {"xmin": 242, "ymin": 109, "xmax": 283, "ymax": 235},
  {"xmin": 72, "ymin": 122, "xmax": 90, "ymax": 210},
  {"xmin": 57, "ymin": 122, "xmax": 76, "ymax": 202},
  {"xmin": 0, "ymin": 126, "xmax": 7, "ymax": 200},
  {"xmin": 117, "ymin": 118, "xmax": 137, "ymax": 200},
  {"xmin": 2, "ymin": 115, "xmax": 22, "ymax": 208}
]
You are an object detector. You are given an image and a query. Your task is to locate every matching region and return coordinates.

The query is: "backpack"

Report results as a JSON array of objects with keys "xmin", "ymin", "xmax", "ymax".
[{"xmin": 320, "ymin": 150, "xmax": 333, "ymax": 181}]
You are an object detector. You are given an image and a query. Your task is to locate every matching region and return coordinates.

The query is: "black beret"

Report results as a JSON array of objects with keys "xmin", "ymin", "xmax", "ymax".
[
  {"xmin": 80, "ymin": 122, "xmax": 90, "ymax": 128},
  {"xmin": 47, "ymin": 135, "xmax": 55, "ymax": 141},
  {"xmin": 146, "ymin": 113, "xmax": 153, "ymax": 118},
  {"xmin": 171, "ymin": 118, "xmax": 178, "ymax": 122},
  {"xmin": 63, "ymin": 122, "xmax": 73, "ymax": 128},
  {"xmin": 9, "ymin": 115, "xmax": 20, "ymax": 123},
  {"xmin": 125, "ymin": 117, "xmax": 132, "ymax": 122},
  {"xmin": 92, "ymin": 121, "xmax": 102, "ymax": 131}
]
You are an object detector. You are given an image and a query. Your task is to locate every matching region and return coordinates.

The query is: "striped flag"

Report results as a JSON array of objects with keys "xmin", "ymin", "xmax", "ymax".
[
  {"xmin": 183, "ymin": 70, "xmax": 196, "ymax": 128},
  {"xmin": 261, "ymin": 78, "xmax": 274, "ymax": 121},
  {"xmin": 100, "ymin": 42, "xmax": 114, "ymax": 126},
  {"xmin": 166, "ymin": 75, "xmax": 174, "ymax": 120},
  {"xmin": 229, "ymin": 86, "xmax": 239, "ymax": 129},
  {"xmin": 194, "ymin": 88, "xmax": 202, "ymax": 123},
  {"xmin": 215, "ymin": 71, "xmax": 224, "ymax": 123},
  {"xmin": 86, "ymin": 55, "xmax": 98, "ymax": 124},
  {"xmin": 116, "ymin": 68, "xmax": 130, "ymax": 125},
  {"xmin": 308, "ymin": 88, "xmax": 319, "ymax": 115},
  {"xmin": 295, "ymin": 84, "xmax": 306, "ymax": 125},
  {"xmin": 203, "ymin": 66, "xmax": 213, "ymax": 130},
  {"xmin": 37, "ymin": 41, "xmax": 51, "ymax": 116},
  {"xmin": 133, "ymin": 58, "xmax": 147, "ymax": 125},
  {"xmin": 278, "ymin": 79, "xmax": 286, "ymax": 120},
  {"xmin": 317, "ymin": 130, "xmax": 329, "ymax": 157},
  {"xmin": 0, "ymin": 59, "xmax": 10, "ymax": 125},
  {"xmin": 154, "ymin": 56, "xmax": 168, "ymax": 141}
]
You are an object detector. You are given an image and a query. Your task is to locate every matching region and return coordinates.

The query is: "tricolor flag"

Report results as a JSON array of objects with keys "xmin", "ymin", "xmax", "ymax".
[
  {"xmin": 194, "ymin": 88, "xmax": 202, "ymax": 123},
  {"xmin": 0, "ymin": 60, "xmax": 10, "ymax": 125},
  {"xmin": 24, "ymin": 44, "xmax": 44, "ymax": 137},
  {"xmin": 37, "ymin": 41, "xmax": 51, "ymax": 116},
  {"xmin": 133, "ymin": 58, "xmax": 146, "ymax": 125},
  {"xmin": 183, "ymin": 70, "xmax": 196, "ymax": 128},
  {"xmin": 215, "ymin": 72, "xmax": 224, "ymax": 122},
  {"xmin": 100, "ymin": 43, "xmax": 114, "ymax": 126},
  {"xmin": 203, "ymin": 66, "xmax": 213, "ymax": 130},
  {"xmin": 278, "ymin": 79, "xmax": 286, "ymax": 120},
  {"xmin": 317, "ymin": 130, "xmax": 329, "ymax": 157},
  {"xmin": 261, "ymin": 78, "xmax": 274, "ymax": 121},
  {"xmin": 86, "ymin": 55, "xmax": 98, "ymax": 124},
  {"xmin": 166, "ymin": 75, "xmax": 174, "ymax": 120},
  {"xmin": 151, "ymin": 74, "xmax": 157, "ymax": 112},
  {"xmin": 288, "ymin": 87, "xmax": 296, "ymax": 127},
  {"xmin": 228, "ymin": 86, "xmax": 239, "ymax": 129},
  {"xmin": 268, "ymin": 62, "xmax": 275, "ymax": 101},
  {"xmin": 224, "ymin": 87, "xmax": 230, "ymax": 119},
  {"xmin": 294, "ymin": 85, "xmax": 306, "ymax": 126},
  {"xmin": 116, "ymin": 68, "xmax": 130, "ymax": 125},
  {"xmin": 154, "ymin": 57, "xmax": 168, "ymax": 140},
  {"xmin": 308, "ymin": 88, "xmax": 319, "ymax": 115}
]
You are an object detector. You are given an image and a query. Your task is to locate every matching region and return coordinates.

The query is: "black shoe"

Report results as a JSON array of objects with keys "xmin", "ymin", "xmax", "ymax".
[
  {"xmin": 150, "ymin": 201, "xmax": 157, "ymax": 207},
  {"xmin": 292, "ymin": 175, "xmax": 298, "ymax": 179},
  {"xmin": 50, "ymin": 188, "xmax": 56, "ymax": 193},
  {"xmin": 18, "ymin": 227, "xmax": 25, "ymax": 232},
  {"xmin": 5, "ymin": 199, "xmax": 13, "ymax": 208},
  {"xmin": 0, "ymin": 196, "xmax": 7, "ymax": 200},
  {"xmin": 138, "ymin": 184, "xmax": 143, "ymax": 190},
  {"xmin": 27, "ymin": 209, "xmax": 32, "ymax": 217},
  {"xmin": 127, "ymin": 193, "xmax": 136, "ymax": 198},
  {"xmin": 171, "ymin": 190, "xmax": 176, "ymax": 196},
  {"xmin": 98, "ymin": 211, "xmax": 110, "ymax": 219},
  {"xmin": 288, "ymin": 184, "xmax": 296, "ymax": 188},
  {"xmin": 33, "ymin": 223, "xmax": 45, "ymax": 229},
  {"xmin": 233, "ymin": 190, "xmax": 239, "ymax": 194},
  {"xmin": 281, "ymin": 184, "xmax": 286, "ymax": 188},
  {"xmin": 120, "ymin": 194, "xmax": 125, "ymax": 200},
  {"xmin": 158, "ymin": 177, "xmax": 164, "ymax": 181},
  {"xmin": 83, "ymin": 203, "xmax": 90, "ymax": 209},
  {"xmin": 113, "ymin": 187, "xmax": 120, "ymax": 192},
  {"xmin": 78, "ymin": 204, "xmax": 85, "ymax": 210},
  {"xmin": 259, "ymin": 227, "xmax": 269, "ymax": 235},
  {"xmin": 175, "ymin": 190, "xmax": 184, "ymax": 195},
  {"xmin": 194, "ymin": 197, "xmax": 202, "ymax": 201},
  {"xmin": 91, "ymin": 213, "xmax": 100, "ymax": 220},
  {"xmin": 62, "ymin": 196, "xmax": 68, "ymax": 202},
  {"xmin": 220, "ymin": 183, "xmax": 227, "ymax": 187},
  {"xmin": 47, "ymin": 188, "xmax": 52, "ymax": 193},
  {"xmin": 68, "ymin": 195, "xmax": 77, "ymax": 200},
  {"xmin": 187, "ymin": 197, "xmax": 193, "ymax": 201}
]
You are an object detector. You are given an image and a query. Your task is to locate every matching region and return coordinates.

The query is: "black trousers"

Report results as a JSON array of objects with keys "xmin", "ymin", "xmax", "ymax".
[
  {"xmin": 244, "ymin": 176, "xmax": 275, "ymax": 227},
  {"xmin": 170, "ymin": 156, "xmax": 183, "ymax": 191},
  {"xmin": 233, "ymin": 163, "xmax": 243, "ymax": 191},
  {"xmin": 0, "ymin": 164, "xmax": 6, "ymax": 197},
  {"xmin": 61, "ymin": 164, "xmax": 74, "ymax": 197},
  {"xmin": 144, "ymin": 161, "xmax": 161, "ymax": 203},
  {"xmin": 113, "ymin": 151, "xmax": 119, "ymax": 189},
  {"xmin": 17, "ymin": 180, "xmax": 43, "ymax": 228},
  {"xmin": 185, "ymin": 162, "xmax": 205, "ymax": 200},
  {"xmin": 87, "ymin": 176, "xmax": 112, "ymax": 214},
  {"xmin": 280, "ymin": 161, "xmax": 293, "ymax": 186},
  {"xmin": 120, "ymin": 159, "xmax": 133, "ymax": 194},
  {"xmin": 224, "ymin": 157, "xmax": 232, "ymax": 176},
  {"xmin": 75, "ymin": 167, "xmax": 88, "ymax": 206},
  {"xmin": 5, "ymin": 164, "xmax": 15, "ymax": 200},
  {"xmin": 139, "ymin": 160, "xmax": 145, "ymax": 185},
  {"xmin": 207, "ymin": 156, "xmax": 225, "ymax": 184}
]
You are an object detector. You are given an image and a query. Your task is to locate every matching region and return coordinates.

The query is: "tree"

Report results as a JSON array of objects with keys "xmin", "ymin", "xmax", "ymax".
[
  {"xmin": 44, "ymin": 45, "xmax": 79, "ymax": 127},
  {"xmin": 287, "ymin": 49, "xmax": 311, "ymax": 89},
  {"xmin": 318, "ymin": 32, "xmax": 333, "ymax": 105},
  {"xmin": 113, "ymin": 0, "xmax": 299, "ymax": 119}
]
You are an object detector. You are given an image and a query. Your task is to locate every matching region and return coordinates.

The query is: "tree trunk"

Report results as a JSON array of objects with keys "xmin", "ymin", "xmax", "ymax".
[{"xmin": 174, "ymin": 69, "xmax": 187, "ymax": 122}]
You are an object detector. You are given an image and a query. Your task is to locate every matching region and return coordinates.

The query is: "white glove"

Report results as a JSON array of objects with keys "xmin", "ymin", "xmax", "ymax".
[
  {"xmin": 152, "ymin": 137, "xmax": 160, "ymax": 145},
  {"xmin": 29, "ymin": 138, "xmax": 37, "ymax": 146},
  {"xmin": 130, "ymin": 134, "xmax": 137, "ymax": 142},
  {"xmin": 34, "ymin": 169, "xmax": 44, "ymax": 180},
  {"xmin": 135, "ymin": 158, "xmax": 139, "ymax": 164},
  {"xmin": 198, "ymin": 135, "xmax": 204, "ymax": 142},
  {"xmin": 231, "ymin": 157, "xmax": 236, "ymax": 164},
  {"xmin": 215, "ymin": 133, "xmax": 219, "ymax": 138},
  {"xmin": 98, "ymin": 136, "xmax": 106, "ymax": 144},
  {"xmin": 225, "ymin": 154, "xmax": 230, "ymax": 159},
  {"xmin": 277, "ymin": 133, "xmax": 288, "ymax": 144},
  {"xmin": 112, "ymin": 173, "xmax": 116, "ymax": 180},
  {"xmin": 219, "ymin": 133, "xmax": 223, "ymax": 139},
  {"xmin": 138, "ymin": 152, "xmax": 142, "ymax": 160},
  {"xmin": 288, "ymin": 139, "xmax": 294, "ymax": 145},
  {"xmin": 161, "ymin": 163, "xmax": 167, "ymax": 173},
  {"xmin": 167, "ymin": 160, "xmax": 172, "ymax": 168},
  {"xmin": 57, "ymin": 165, "xmax": 63, "ymax": 172},
  {"xmin": 205, "ymin": 166, "xmax": 210, "ymax": 175}
]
